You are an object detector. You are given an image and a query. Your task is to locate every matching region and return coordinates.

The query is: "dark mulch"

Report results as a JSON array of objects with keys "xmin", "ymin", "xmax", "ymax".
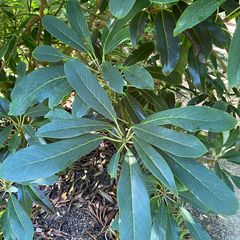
[{"xmin": 33, "ymin": 141, "xmax": 118, "ymax": 240}]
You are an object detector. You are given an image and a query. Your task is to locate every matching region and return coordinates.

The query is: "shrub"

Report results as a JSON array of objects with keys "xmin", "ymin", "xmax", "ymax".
[{"xmin": 0, "ymin": 0, "xmax": 240, "ymax": 239}]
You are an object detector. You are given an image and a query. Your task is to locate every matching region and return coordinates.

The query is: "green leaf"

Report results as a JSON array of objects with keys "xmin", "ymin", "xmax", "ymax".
[
  {"xmin": 146, "ymin": 66, "xmax": 182, "ymax": 85},
  {"xmin": 124, "ymin": 42, "xmax": 155, "ymax": 66},
  {"xmin": 108, "ymin": 152, "xmax": 120, "ymax": 178},
  {"xmin": 101, "ymin": 0, "xmax": 149, "ymax": 56},
  {"xmin": 124, "ymin": 65, "xmax": 154, "ymax": 90},
  {"xmin": 141, "ymin": 106, "xmax": 237, "ymax": 132},
  {"xmin": 2, "ymin": 211, "xmax": 16, "ymax": 240},
  {"xmin": 174, "ymin": 0, "xmax": 226, "ymax": 36},
  {"xmin": 221, "ymin": 149, "xmax": 240, "ymax": 164},
  {"xmin": 155, "ymin": 11, "xmax": 180, "ymax": 75},
  {"xmin": 133, "ymin": 137, "xmax": 177, "ymax": 193},
  {"xmin": 7, "ymin": 194, "xmax": 34, "ymax": 240},
  {"xmin": 163, "ymin": 152, "xmax": 239, "ymax": 215},
  {"xmin": 188, "ymin": 47, "xmax": 207, "ymax": 91},
  {"xmin": 151, "ymin": 0, "xmax": 179, "ymax": 3},
  {"xmin": 0, "ymin": 125, "xmax": 12, "ymax": 148},
  {"xmin": 130, "ymin": 11, "xmax": 148, "ymax": 47},
  {"xmin": 23, "ymin": 125, "xmax": 46, "ymax": 145},
  {"xmin": 72, "ymin": 95, "xmax": 90, "ymax": 118},
  {"xmin": 25, "ymin": 104, "xmax": 50, "ymax": 117},
  {"xmin": 102, "ymin": 61, "xmax": 125, "ymax": 93},
  {"xmin": 64, "ymin": 59, "xmax": 117, "ymax": 122},
  {"xmin": 9, "ymin": 65, "xmax": 69, "ymax": 116},
  {"xmin": 42, "ymin": 15, "xmax": 88, "ymax": 52},
  {"xmin": 215, "ymin": 162, "xmax": 234, "ymax": 191},
  {"xmin": 118, "ymin": 150, "xmax": 151, "ymax": 240},
  {"xmin": 109, "ymin": 0, "xmax": 136, "ymax": 19},
  {"xmin": 8, "ymin": 132, "xmax": 21, "ymax": 153},
  {"xmin": 180, "ymin": 207, "xmax": 211, "ymax": 240},
  {"xmin": 0, "ymin": 97, "xmax": 10, "ymax": 114},
  {"xmin": 67, "ymin": 0, "xmax": 93, "ymax": 52},
  {"xmin": 133, "ymin": 124, "xmax": 207, "ymax": 158},
  {"xmin": 18, "ymin": 185, "xmax": 33, "ymax": 216},
  {"xmin": 26, "ymin": 185, "xmax": 55, "ymax": 214},
  {"xmin": 0, "ymin": 134, "xmax": 103, "ymax": 182},
  {"xmin": 37, "ymin": 118, "xmax": 113, "ymax": 139},
  {"xmin": 179, "ymin": 191, "xmax": 210, "ymax": 213},
  {"xmin": 151, "ymin": 202, "xmax": 168, "ymax": 240},
  {"xmin": 230, "ymin": 175, "xmax": 240, "ymax": 189},
  {"xmin": 166, "ymin": 213, "xmax": 179, "ymax": 240},
  {"xmin": 141, "ymin": 90, "xmax": 168, "ymax": 111},
  {"xmin": 45, "ymin": 108, "xmax": 74, "ymax": 120},
  {"xmin": 123, "ymin": 94, "xmax": 146, "ymax": 123},
  {"xmin": 33, "ymin": 45, "xmax": 67, "ymax": 62},
  {"xmin": 104, "ymin": 27, "xmax": 130, "ymax": 54},
  {"xmin": 228, "ymin": 19, "xmax": 240, "ymax": 87}
]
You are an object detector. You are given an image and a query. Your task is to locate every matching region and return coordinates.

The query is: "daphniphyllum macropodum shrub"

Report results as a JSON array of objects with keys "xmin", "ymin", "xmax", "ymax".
[{"xmin": 0, "ymin": 0, "xmax": 240, "ymax": 239}]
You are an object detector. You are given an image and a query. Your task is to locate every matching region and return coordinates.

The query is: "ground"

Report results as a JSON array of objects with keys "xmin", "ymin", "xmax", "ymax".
[{"xmin": 33, "ymin": 143, "xmax": 240, "ymax": 240}]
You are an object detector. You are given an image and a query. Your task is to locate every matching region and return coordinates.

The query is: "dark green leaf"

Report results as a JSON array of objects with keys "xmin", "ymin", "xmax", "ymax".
[
  {"xmin": 130, "ymin": 11, "xmax": 148, "ymax": 47},
  {"xmin": 18, "ymin": 185, "xmax": 33, "ymax": 216},
  {"xmin": 152, "ymin": 0, "xmax": 179, "ymax": 3},
  {"xmin": 133, "ymin": 137, "xmax": 177, "ymax": 193},
  {"xmin": 179, "ymin": 191, "xmax": 210, "ymax": 213},
  {"xmin": 188, "ymin": 47, "xmax": 207, "ymax": 91},
  {"xmin": 64, "ymin": 60, "xmax": 117, "ymax": 122},
  {"xmin": 166, "ymin": 213, "xmax": 179, "ymax": 240},
  {"xmin": 124, "ymin": 42, "xmax": 155, "ymax": 66},
  {"xmin": 104, "ymin": 27, "xmax": 130, "ymax": 54},
  {"xmin": 102, "ymin": 61, "xmax": 125, "ymax": 93},
  {"xmin": 9, "ymin": 65, "xmax": 69, "ymax": 116},
  {"xmin": 25, "ymin": 104, "xmax": 50, "ymax": 117},
  {"xmin": 151, "ymin": 202, "xmax": 168, "ymax": 240},
  {"xmin": 222, "ymin": 149, "xmax": 240, "ymax": 164},
  {"xmin": 155, "ymin": 11, "xmax": 180, "ymax": 75},
  {"xmin": 163, "ymin": 152, "xmax": 239, "ymax": 215},
  {"xmin": 215, "ymin": 162, "xmax": 234, "ymax": 191},
  {"xmin": 7, "ymin": 194, "xmax": 34, "ymax": 239},
  {"xmin": 23, "ymin": 125, "xmax": 46, "ymax": 145},
  {"xmin": 124, "ymin": 65, "xmax": 154, "ymax": 90},
  {"xmin": 2, "ymin": 211, "xmax": 16, "ymax": 240},
  {"xmin": 67, "ymin": 0, "xmax": 93, "ymax": 52},
  {"xmin": 141, "ymin": 106, "xmax": 237, "ymax": 132},
  {"xmin": 0, "ymin": 134, "xmax": 103, "ymax": 182},
  {"xmin": 174, "ymin": 0, "xmax": 226, "ymax": 36},
  {"xmin": 108, "ymin": 152, "xmax": 120, "ymax": 178},
  {"xmin": 45, "ymin": 109, "xmax": 74, "ymax": 120},
  {"xmin": 124, "ymin": 94, "xmax": 146, "ymax": 123},
  {"xmin": 27, "ymin": 185, "xmax": 55, "ymax": 214},
  {"xmin": 42, "ymin": 15, "xmax": 88, "ymax": 52},
  {"xmin": 118, "ymin": 150, "xmax": 151, "ymax": 240},
  {"xmin": 109, "ymin": 0, "xmax": 136, "ymax": 19},
  {"xmin": 133, "ymin": 124, "xmax": 207, "ymax": 158},
  {"xmin": 33, "ymin": 45, "xmax": 67, "ymax": 62},
  {"xmin": 0, "ymin": 125, "xmax": 12, "ymax": 148},
  {"xmin": 37, "ymin": 118, "xmax": 113, "ymax": 139},
  {"xmin": 72, "ymin": 95, "xmax": 90, "ymax": 118},
  {"xmin": 145, "ymin": 66, "xmax": 182, "ymax": 85},
  {"xmin": 180, "ymin": 207, "xmax": 211, "ymax": 240},
  {"xmin": 141, "ymin": 90, "xmax": 168, "ymax": 111},
  {"xmin": 8, "ymin": 132, "xmax": 21, "ymax": 153},
  {"xmin": 228, "ymin": 19, "xmax": 240, "ymax": 87}
]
